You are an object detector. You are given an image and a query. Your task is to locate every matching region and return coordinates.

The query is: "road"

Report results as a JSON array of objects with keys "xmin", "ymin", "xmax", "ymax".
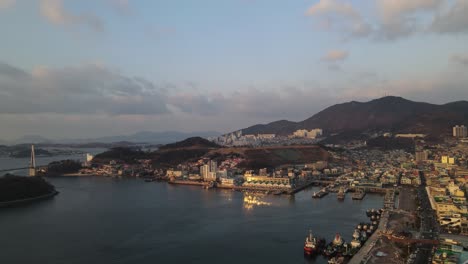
[{"xmin": 407, "ymin": 171, "xmax": 438, "ymax": 264}]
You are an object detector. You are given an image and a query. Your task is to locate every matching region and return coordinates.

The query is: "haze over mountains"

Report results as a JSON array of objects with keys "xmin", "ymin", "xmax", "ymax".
[
  {"xmin": 5, "ymin": 96, "xmax": 467, "ymax": 146},
  {"xmin": 4, "ymin": 131, "xmax": 220, "ymax": 145},
  {"xmin": 238, "ymin": 96, "xmax": 468, "ymax": 137}
]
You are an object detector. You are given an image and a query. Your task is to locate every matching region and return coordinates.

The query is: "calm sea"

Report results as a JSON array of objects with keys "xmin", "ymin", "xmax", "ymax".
[{"xmin": 0, "ymin": 175, "xmax": 383, "ymax": 264}]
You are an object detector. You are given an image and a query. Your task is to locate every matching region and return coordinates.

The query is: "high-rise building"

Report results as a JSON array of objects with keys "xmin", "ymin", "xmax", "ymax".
[
  {"xmin": 210, "ymin": 160, "xmax": 217, "ymax": 173},
  {"xmin": 200, "ymin": 164, "xmax": 210, "ymax": 179},
  {"xmin": 453, "ymin": 125, "xmax": 468, "ymax": 138}
]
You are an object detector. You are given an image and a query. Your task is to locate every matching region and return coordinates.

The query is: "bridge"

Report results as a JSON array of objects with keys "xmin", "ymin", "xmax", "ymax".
[{"xmin": 1, "ymin": 145, "xmax": 40, "ymax": 176}]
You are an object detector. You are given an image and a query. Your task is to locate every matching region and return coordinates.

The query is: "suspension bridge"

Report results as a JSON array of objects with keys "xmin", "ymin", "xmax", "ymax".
[{"xmin": 1, "ymin": 145, "xmax": 42, "ymax": 176}]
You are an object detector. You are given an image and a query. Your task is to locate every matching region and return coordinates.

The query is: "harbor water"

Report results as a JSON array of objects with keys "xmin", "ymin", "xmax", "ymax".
[{"xmin": 0, "ymin": 175, "xmax": 383, "ymax": 264}]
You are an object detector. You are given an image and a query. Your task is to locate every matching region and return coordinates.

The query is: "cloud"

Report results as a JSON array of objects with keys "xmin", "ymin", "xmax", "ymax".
[
  {"xmin": 431, "ymin": 0, "xmax": 468, "ymax": 34},
  {"xmin": 40, "ymin": 0, "xmax": 104, "ymax": 32},
  {"xmin": 375, "ymin": 0, "xmax": 443, "ymax": 40},
  {"xmin": 108, "ymin": 0, "xmax": 132, "ymax": 15},
  {"xmin": 321, "ymin": 50, "xmax": 348, "ymax": 62},
  {"xmin": 451, "ymin": 54, "xmax": 468, "ymax": 66},
  {"xmin": 0, "ymin": 61, "xmax": 169, "ymax": 115},
  {"xmin": 0, "ymin": 0, "xmax": 14, "ymax": 9},
  {"xmin": 306, "ymin": 0, "xmax": 468, "ymax": 40},
  {"xmin": 305, "ymin": 0, "xmax": 372, "ymax": 38},
  {"xmin": 377, "ymin": 0, "xmax": 441, "ymax": 21}
]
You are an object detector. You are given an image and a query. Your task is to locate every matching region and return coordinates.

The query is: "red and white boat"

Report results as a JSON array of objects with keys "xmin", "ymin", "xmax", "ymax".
[{"xmin": 304, "ymin": 230, "xmax": 318, "ymax": 255}]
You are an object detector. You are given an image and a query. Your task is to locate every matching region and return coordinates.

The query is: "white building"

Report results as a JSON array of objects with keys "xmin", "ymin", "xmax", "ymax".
[
  {"xmin": 86, "ymin": 153, "xmax": 94, "ymax": 162},
  {"xmin": 292, "ymin": 128, "xmax": 323, "ymax": 138},
  {"xmin": 453, "ymin": 125, "xmax": 468, "ymax": 138},
  {"xmin": 200, "ymin": 164, "xmax": 210, "ymax": 179}
]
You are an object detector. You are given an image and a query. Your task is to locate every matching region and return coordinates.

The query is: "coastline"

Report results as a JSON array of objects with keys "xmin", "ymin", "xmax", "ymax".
[{"xmin": 0, "ymin": 190, "xmax": 59, "ymax": 208}]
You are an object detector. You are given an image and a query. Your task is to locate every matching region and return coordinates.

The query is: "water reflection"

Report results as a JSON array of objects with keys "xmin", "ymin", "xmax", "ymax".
[{"xmin": 243, "ymin": 192, "xmax": 272, "ymax": 210}]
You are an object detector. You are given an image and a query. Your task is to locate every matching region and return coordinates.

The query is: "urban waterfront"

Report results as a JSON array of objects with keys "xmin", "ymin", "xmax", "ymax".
[{"xmin": 0, "ymin": 176, "xmax": 383, "ymax": 264}]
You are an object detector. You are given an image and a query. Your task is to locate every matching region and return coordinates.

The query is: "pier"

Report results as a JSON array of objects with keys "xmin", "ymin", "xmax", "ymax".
[{"xmin": 348, "ymin": 210, "xmax": 389, "ymax": 264}]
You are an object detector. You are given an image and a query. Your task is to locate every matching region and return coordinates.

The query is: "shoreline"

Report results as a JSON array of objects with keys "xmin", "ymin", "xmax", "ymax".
[{"xmin": 0, "ymin": 190, "xmax": 59, "ymax": 208}]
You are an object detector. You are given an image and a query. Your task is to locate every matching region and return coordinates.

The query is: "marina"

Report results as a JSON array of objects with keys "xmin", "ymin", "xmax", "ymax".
[{"xmin": 303, "ymin": 208, "xmax": 384, "ymax": 263}]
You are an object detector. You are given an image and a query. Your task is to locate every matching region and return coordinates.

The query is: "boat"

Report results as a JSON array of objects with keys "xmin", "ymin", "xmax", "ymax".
[
  {"xmin": 350, "ymin": 237, "xmax": 361, "ymax": 248},
  {"xmin": 360, "ymin": 231, "xmax": 367, "ymax": 242},
  {"xmin": 328, "ymin": 256, "xmax": 345, "ymax": 264},
  {"xmin": 332, "ymin": 233, "xmax": 344, "ymax": 247},
  {"xmin": 312, "ymin": 189, "xmax": 328, "ymax": 198},
  {"xmin": 352, "ymin": 229, "xmax": 360, "ymax": 240},
  {"xmin": 352, "ymin": 188, "xmax": 366, "ymax": 200},
  {"xmin": 337, "ymin": 187, "xmax": 345, "ymax": 200},
  {"xmin": 366, "ymin": 208, "xmax": 376, "ymax": 217},
  {"xmin": 304, "ymin": 230, "xmax": 318, "ymax": 255}
]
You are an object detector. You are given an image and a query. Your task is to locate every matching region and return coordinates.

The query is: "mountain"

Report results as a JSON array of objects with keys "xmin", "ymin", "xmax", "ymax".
[
  {"xmin": 159, "ymin": 137, "xmax": 221, "ymax": 150},
  {"xmin": 79, "ymin": 131, "xmax": 221, "ymax": 144},
  {"xmin": 8, "ymin": 131, "xmax": 221, "ymax": 145},
  {"xmin": 239, "ymin": 96, "xmax": 468, "ymax": 137},
  {"xmin": 12, "ymin": 135, "xmax": 53, "ymax": 144}
]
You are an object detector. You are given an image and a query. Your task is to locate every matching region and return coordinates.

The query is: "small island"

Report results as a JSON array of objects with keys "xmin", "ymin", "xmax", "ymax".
[{"xmin": 0, "ymin": 174, "xmax": 58, "ymax": 207}]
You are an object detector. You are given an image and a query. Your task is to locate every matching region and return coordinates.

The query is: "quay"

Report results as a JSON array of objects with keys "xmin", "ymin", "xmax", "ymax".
[{"xmin": 348, "ymin": 210, "xmax": 389, "ymax": 264}]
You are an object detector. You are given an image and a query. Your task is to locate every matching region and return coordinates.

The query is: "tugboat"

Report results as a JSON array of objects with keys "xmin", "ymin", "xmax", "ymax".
[
  {"xmin": 337, "ymin": 187, "xmax": 345, "ymax": 200},
  {"xmin": 303, "ymin": 230, "xmax": 318, "ymax": 255}
]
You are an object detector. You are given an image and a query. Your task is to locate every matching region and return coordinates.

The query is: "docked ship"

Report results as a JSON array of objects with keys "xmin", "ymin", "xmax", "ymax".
[
  {"xmin": 337, "ymin": 187, "xmax": 345, "ymax": 200},
  {"xmin": 332, "ymin": 233, "xmax": 344, "ymax": 247},
  {"xmin": 312, "ymin": 188, "xmax": 328, "ymax": 198},
  {"xmin": 304, "ymin": 230, "xmax": 318, "ymax": 255},
  {"xmin": 352, "ymin": 188, "xmax": 366, "ymax": 200}
]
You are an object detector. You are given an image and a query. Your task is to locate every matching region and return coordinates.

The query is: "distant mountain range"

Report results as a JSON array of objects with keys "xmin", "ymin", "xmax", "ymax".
[
  {"xmin": 5, "ymin": 131, "xmax": 221, "ymax": 145},
  {"xmin": 238, "ymin": 96, "xmax": 468, "ymax": 137}
]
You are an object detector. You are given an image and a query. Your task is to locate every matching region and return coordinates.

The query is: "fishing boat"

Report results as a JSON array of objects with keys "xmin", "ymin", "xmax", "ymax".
[
  {"xmin": 304, "ymin": 230, "xmax": 318, "ymax": 255},
  {"xmin": 337, "ymin": 187, "xmax": 345, "ymax": 200}
]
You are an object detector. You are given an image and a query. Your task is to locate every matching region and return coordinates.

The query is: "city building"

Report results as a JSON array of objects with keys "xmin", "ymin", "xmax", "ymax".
[
  {"xmin": 292, "ymin": 128, "xmax": 323, "ymax": 138},
  {"xmin": 210, "ymin": 160, "xmax": 217, "ymax": 173},
  {"xmin": 453, "ymin": 125, "xmax": 468, "ymax": 138},
  {"xmin": 415, "ymin": 151, "xmax": 428, "ymax": 162},
  {"xmin": 200, "ymin": 164, "xmax": 210, "ymax": 180}
]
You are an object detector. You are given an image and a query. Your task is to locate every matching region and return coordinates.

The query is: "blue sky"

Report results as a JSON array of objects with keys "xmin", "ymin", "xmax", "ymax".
[{"xmin": 0, "ymin": 0, "xmax": 468, "ymax": 140}]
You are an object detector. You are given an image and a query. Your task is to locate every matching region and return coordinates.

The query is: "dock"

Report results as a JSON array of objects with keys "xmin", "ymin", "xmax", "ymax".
[{"xmin": 348, "ymin": 210, "xmax": 389, "ymax": 264}]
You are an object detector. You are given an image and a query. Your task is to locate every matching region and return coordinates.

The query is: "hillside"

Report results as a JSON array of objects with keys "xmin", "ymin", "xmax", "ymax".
[
  {"xmin": 159, "ymin": 137, "xmax": 221, "ymax": 150},
  {"xmin": 240, "ymin": 96, "xmax": 468, "ymax": 137},
  {"xmin": 0, "ymin": 175, "xmax": 56, "ymax": 203}
]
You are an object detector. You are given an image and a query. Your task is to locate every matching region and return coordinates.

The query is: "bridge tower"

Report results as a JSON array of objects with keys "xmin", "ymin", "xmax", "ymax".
[{"xmin": 29, "ymin": 145, "xmax": 36, "ymax": 177}]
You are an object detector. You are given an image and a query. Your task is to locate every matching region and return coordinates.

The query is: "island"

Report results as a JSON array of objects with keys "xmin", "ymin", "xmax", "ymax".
[{"xmin": 0, "ymin": 174, "xmax": 58, "ymax": 207}]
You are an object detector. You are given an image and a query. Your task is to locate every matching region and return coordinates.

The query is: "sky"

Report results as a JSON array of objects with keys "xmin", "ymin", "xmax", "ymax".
[{"xmin": 0, "ymin": 0, "xmax": 468, "ymax": 140}]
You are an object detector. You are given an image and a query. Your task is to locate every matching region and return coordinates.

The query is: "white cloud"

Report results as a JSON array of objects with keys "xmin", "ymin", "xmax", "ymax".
[
  {"xmin": 0, "ymin": 0, "xmax": 14, "ymax": 9},
  {"xmin": 377, "ymin": 0, "xmax": 441, "ymax": 21},
  {"xmin": 321, "ymin": 50, "xmax": 349, "ymax": 62},
  {"xmin": 0, "ymin": 61, "xmax": 168, "ymax": 115},
  {"xmin": 305, "ymin": 0, "xmax": 372, "ymax": 38},
  {"xmin": 40, "ymin": 0, "xmax": 104, "ymax": 32},
  {"xmin": 375, "ymin": 0, "xmax": 444, "ymax": 40},
  {"xmin": 431, "ymin": 0, "xmax": 468, "ymax": 34},
  {"xmin": 306, "ymin": 0, "xmax": 468, "ymax": 40},
  {"xmin": 451, "ymin": 53, "xmax": 468, "ymax": 66}
]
